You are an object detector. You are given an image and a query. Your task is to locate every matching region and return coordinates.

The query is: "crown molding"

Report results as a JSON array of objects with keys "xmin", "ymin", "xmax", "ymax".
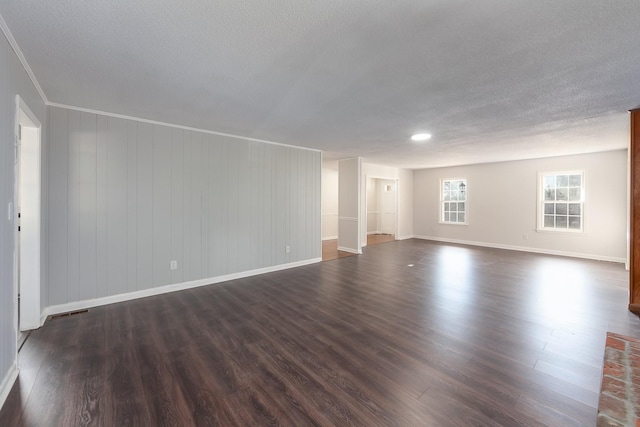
[{"xmin": 0, "ymin": 12, "xmax": 48, "ymax": 104}]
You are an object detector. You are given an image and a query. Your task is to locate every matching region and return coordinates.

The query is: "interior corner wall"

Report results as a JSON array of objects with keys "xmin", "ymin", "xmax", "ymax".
[
  {"xmin": 397, "ymin": 168, "xmax": 414, "ymax": 240},
  {"xmin": 0, "ymin": 31, "xmax": 47, "ymax": 407},
  {"xmin": 321, "ymin": 164, "xmax": 338, "ymax": 240},
  {"xmin": 366, "ymin": 178, "xmax": 379, "ymax": 233},
  {"xmin": 413, "ymin": 150, "xmax": 628, "ymax": 262},
  {"xmin": 45, "ymin": 105, "xmax": 321, "ymax": 308}
]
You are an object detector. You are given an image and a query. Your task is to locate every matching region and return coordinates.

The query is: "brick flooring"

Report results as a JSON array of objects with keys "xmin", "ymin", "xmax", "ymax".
[{"xmin": 597, "ymin": 332, "xmax": 640, "ymax": 426}]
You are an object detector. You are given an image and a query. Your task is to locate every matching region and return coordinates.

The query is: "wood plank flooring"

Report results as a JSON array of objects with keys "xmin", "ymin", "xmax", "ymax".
[{"xmin": 2, "ymin": 239, "xmax": 640, "ymax": 426}]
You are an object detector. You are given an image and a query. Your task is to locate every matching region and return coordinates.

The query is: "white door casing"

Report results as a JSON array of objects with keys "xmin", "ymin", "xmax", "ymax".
[{"xmin": 15, "ymin": 96, "xmax": 41, "ymax": 331}]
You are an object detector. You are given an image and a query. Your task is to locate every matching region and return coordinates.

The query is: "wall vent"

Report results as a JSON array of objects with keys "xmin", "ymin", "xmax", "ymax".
[{"xmin": 49, "ymin": 309, "xmax": 89, "ymax": 320}]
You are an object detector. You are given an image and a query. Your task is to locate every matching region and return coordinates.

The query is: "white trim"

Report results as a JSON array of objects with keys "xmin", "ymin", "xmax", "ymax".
[
  {"xmin": 413, "ymin": 235, "xmax": 625, "ymax": 264},
  {"xmin": 0, "ymin": 362, "xmax": 18, "ymax": 412},
  {"xmin": 47, "ymin": 102, "xmax": 322, "ymax": 153},
  {"xmin": 0, "ymin": 14, "xmax": 48, "ymax": 103},
  {"xmin": 42, "ymin": 258, "xmax": 321, "ymax": 319},
  {"xmin": 15, "ymin": 96, "xmax": 42, "ymax": 332},
  {"xmin": 338, "ymin": 216, "xmax": 358, "ymax": 222},
  {"xmin": 440, "ymin": 177, "xmax": 468, "ymax": 225},
  {"xmin": 322, "ymin": 235, "xmax": 338, "ymax": 241},
  {"xmin": 537, "ymin": 170, "xmax": 585, "ymax": 233},
  {"xmin": 396, "ymin": 234, "xmax": 415, "ymax": 241},
  {"xmin": 367, "ymin": 231, "xmax": 382, "ymax": 235},
  {"xmin": 337, "ymin": 246, "xmax": 361, "ymax": 254}
]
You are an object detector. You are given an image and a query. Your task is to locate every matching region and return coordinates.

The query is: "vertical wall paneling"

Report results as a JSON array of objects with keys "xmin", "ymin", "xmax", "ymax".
[
  {"xmin": 189, "ymin": 131, "xmax": 203, "ymax": 278},
  {"xmin": 262, "ymin": 145, "xmax": 273, "ymax": 268},
  {"xmin": 200, "ymin": 135, "xmax": 210, "ymax": 277},
  {"xmin": 126, "ymin": 121, "xmax": 138, "ymax": 293},
  {"xmin": 66, "ymin": 111, "xmax": 80, "ymax": 301},
  {"xmin": 276, "ymin": 146, "xmax": 287, "ymax": 265},
  {"xmin": 78, "ymin": 112, "xmax": 97, "ymax": 301},
  {"xmin": 249, "ymin": 142, "xmax": 262, "ymax": 268},
  {"xmin": 207, "ymin": 135, "xmax": 219, "ymax": 277},
  {"xmin": 171, "ymin": 128, "xmax": 184, "ymax": 284},
  {"xmin": 136, "ymin": 123, "xmax": 154, "ymax": 290},
  {"xmin": 48, "ymin": 107, "xmax": 69, "ymax": 305},
  {"xmin": 238, "ymin": 140, "xmax": 251, "ymax": 272},
  {"xmin": 44, "ymin": 105, "xmax": 322, "ymax": 308},
  {"xmin": 226, "ymin": 141, "xmax": 239, "ymax": 273},
  {"xmin": 288, "ymin": 148, "xmax": 297, "ymax": 261},
  {"xmin": 95, "ymin": 116, "xmax": 108, "ymax": 298},
  {"xmin": 152, "ymin": 125, "xmax": 172, "ymax": 287},
  {"xmin": 218, "ymin": 137, "xmax": 229, "ymax": 276},
  {"xmin": 106, "ymin": 117, "xmax": 128, "ymax": 296},
  {"xmin": 298, "ymin": 150, "xmax": 308, "ymax": 261},
  {"xmin": 182, "ymin": 130, "xmax": 192, "ymax": 281}
]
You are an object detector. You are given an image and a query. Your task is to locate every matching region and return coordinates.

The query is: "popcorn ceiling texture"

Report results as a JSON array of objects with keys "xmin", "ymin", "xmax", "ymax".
[{"xmin": 1, "ymin": 1, "xmax": 640, "ymax": 168}]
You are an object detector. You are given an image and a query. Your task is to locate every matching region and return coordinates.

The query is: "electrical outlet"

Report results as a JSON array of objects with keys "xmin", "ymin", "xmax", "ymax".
[
  {"xmin": 523, "ymin": 233, "xmax": 528, "ymax": 240},
  {"xmin": 170, "ymin": 260, "xmax": 178, "ymax": 270},
  {"xmin": 285, "ymin": 245, "xmax": 291, "ymax": 254}
]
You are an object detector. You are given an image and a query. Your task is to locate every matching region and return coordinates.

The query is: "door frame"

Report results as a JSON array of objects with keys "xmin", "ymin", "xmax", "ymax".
[
  {"xmin": 14, "ymin": 95, "xmax": 42, "ymax": 333},
  {"xmin": 379, "ymin": 179, "xmax": 398, "ymax": 235},
  {"xmin": 363, "ymin": 175, "xmax": 398, "ymax": 247}
]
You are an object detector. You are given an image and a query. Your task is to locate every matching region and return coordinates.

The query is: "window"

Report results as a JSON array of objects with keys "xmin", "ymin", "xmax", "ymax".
[
  {"xmin": 539, "ymin": 171, "xmax": 584, "ymax": 232},
  {"xmin": 441, "ymin": 178, "xmax": 467, "ymax": 224}
]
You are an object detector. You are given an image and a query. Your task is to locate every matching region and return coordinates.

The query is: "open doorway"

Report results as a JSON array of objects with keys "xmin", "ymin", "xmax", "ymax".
[
  {"xmin": 14, "ymin": 96, "xmax": 41, "ymax": 342},
  {"xmin": 365, "ymin": 177, "xmax": 397, "ymax": 246}
]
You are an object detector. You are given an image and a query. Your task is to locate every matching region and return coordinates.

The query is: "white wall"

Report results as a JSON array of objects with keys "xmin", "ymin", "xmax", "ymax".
[
  {"xmin": 0, "ymin": 27, "xmax": 47, "ymax": 409},
  {"xmin": 398, "ymin": 168, "xmax": 414, "ymax": 240},
  {"xmin": 46, "ymin": 106, "xmax": 322, "ymax": 310},
  {"xmin": 338, "ymin": 158, "xmax": 361, "ymax": 253},
  {"xmin": 361, "ymin": 163, "xmax": 414, "ymax": 245},
  {"xmin": 321, "ymin": 163, "xmax": 338, "ymax": 240},
  {"xmin": 366, "ymin": 178, "xmax": 379, "ymax": 233},
  {"xmin": 413, "ymin": 150, "xmax": 627, "ymax": 262}
]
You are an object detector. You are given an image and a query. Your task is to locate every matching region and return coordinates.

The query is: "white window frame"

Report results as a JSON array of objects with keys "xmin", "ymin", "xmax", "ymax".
[
  {"xmin": 440, "ymin": 178, "xmax": 468, "ymax": 225},
  {"xmin": 537, "ymin": 170, "xmax": 585, "ymax": 233}
]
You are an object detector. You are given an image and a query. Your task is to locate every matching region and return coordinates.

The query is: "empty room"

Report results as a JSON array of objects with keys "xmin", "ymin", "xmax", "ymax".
[{"xmin": 1, "ymin": 2, "xmax": 640, "ymax": 426}]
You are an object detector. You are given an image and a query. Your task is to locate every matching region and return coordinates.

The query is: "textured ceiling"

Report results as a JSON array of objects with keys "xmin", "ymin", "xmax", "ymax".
[{"xmin": 1, "ymin": 1, "xmax": 639, "ymax": 168}]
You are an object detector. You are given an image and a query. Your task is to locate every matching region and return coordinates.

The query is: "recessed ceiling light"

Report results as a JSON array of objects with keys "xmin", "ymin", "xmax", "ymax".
[{"xmin": 411, "ymin": 133, "xmax": 432, "ymax": 141}]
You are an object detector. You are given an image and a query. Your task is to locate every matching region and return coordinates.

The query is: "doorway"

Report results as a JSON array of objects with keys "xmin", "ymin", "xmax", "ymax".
[
  {"xmin": 15, "ymin": 96, "xmax": 41, "ymax": 335},
  {"xmin": 364, "ymin": 177, "xmax": 397, "ymax": 246}
]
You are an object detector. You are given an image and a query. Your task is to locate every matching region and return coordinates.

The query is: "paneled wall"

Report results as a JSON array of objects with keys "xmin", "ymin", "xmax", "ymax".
[
  {"xmin": 0, "ymin": 31, "xmax": 47, "ymax": 405},
  {"xmin": 47, "ymin": 106, "xmax": 321, "ymax": 307}
]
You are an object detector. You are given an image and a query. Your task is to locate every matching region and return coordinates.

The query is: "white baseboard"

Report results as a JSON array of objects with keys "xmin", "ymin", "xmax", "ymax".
[
  {"xmin": 322, "ymin": 235, "xmax": 338, "ymax": 241},
  {"xmin": 0, "ymin": 362, "xmax": 18, "ymax": 412},
  {"xmin": 42, "ymin": 257, "xmax": 322, "ymax": 319},
  {"xmin": 396, "ymin": 235, "xmax": 414, "ymax": 241},
  {"xmin": 413, "ymin": 235, "xmax": 626, "ymax": 264},
  {"xmin": 337, "ymin": 246, "xmax": 361, "ymax": 254},
  {"xmin": 367, "ymin": 231, "xmax": 382, "ymax": 235}
]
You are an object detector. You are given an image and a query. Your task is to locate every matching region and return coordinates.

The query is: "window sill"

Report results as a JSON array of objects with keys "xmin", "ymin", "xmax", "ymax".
[
  {"xmin": 536, "ymin": 228, "xmax": 585, "ymax": 235},
  {"xmin": 439, "ymin": 222, "xmax": 469, "ymax": 226}
]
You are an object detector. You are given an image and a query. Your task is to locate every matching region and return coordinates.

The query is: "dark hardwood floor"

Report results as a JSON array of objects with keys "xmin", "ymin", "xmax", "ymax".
[
  {"xmin": 2, "ymin": 239, "xmax": 639, "ymax": 426},
  {"xmin": 322, "ymin": 234, "xmax": 395, "ymax": 261}
]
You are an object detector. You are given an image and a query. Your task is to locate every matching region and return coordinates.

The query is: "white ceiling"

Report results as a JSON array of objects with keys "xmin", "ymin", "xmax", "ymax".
[{"xmin": 1, "ymin": 1, "xmax": 639, "ymax": 169}]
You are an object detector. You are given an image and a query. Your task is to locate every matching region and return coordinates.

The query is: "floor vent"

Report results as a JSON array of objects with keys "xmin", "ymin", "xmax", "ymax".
[{"xmin": 49, "ymin": 309, "xmax": 89, "ymax": 320}]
